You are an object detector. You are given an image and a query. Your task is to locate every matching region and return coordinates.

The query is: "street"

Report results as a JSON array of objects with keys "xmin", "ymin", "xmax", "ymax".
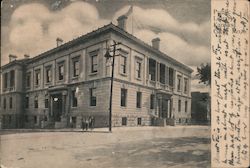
[{"xmin": 0, "ymin": 126, "xmax": 210, "ymax": 168}]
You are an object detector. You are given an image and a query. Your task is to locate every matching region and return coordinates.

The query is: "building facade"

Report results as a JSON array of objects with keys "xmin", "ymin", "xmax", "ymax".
[{"xmin": 0, "ymin": 19, "xmax": 193, "ymax": 129}]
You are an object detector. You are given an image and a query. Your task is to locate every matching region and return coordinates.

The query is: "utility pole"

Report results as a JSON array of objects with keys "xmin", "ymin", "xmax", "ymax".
[{"xmin": 104, "ymin": 40, "xmax": 121, "ymax": 132}]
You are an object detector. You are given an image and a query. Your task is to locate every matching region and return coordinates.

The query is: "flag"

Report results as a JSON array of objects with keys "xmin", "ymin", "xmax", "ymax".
[{"xmin": 124, "ymin": 5, "xmax": 133, "ymax": 17}]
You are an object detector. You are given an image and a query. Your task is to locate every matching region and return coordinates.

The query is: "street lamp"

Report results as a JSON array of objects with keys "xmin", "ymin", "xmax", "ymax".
[{"xmin": 104, "ymin": 40, "xmax": 121, "ymax": 132}]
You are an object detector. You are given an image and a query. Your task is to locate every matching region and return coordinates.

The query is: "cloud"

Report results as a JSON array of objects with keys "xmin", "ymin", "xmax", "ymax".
[
  {"xmin": 113, "ymin": 6, "xmax": 210, "ymax": 66},
  {"xmin": 2, "ymin": 2, "xmax": 108, "ymax": 65},
  {"xmin": 2, "ymin": 3, "xmax": 210, "ymax": 93}
]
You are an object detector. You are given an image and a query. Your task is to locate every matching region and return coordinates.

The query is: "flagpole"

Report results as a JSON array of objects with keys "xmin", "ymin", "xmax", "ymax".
[{"xmin": 132, "ymin": 5, "xmax": 134, "ymax": 35}]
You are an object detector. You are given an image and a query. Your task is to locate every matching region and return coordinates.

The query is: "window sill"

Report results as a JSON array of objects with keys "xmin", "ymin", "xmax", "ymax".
[
  {"xmin": 149, "ymin": 80, "xmax": 156, "ymax": 83},
  {"xmin": 45, "ymin": 82, "xmax": 52, "ymax": 86},
  {"xmin": 120, "ymin": 73, "xmax": 127, "ymax": 77},
  {"xmin": 72, "ymin": 76, "xmax": 79, "ymax": 79},
  {"xmin": 34, "ymin": 85, "xmax": 40, "ymax": 89},
  {"xmin": 89, "ymin": 72, "xmax": 98, "ymax": 76},
  {"xmin": 135, "ymin": 77, "xmax": 142, "ymax": 81}
]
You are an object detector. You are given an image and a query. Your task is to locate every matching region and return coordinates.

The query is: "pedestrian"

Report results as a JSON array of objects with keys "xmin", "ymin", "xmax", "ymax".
[
  {"xmin": 81, "ymin": 116, "xmax": 85, "ymax": 132},
  {"xmin": 90, "ymin": 116, "xmax": 95, "ymax": 131},
  {"xmin": 85, "ymin": 117, "xmax": 89, "ymax": 131}
]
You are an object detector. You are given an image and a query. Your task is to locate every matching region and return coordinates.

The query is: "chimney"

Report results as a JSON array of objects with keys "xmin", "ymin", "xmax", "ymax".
[
  {"xmin": 9, "ymin": 54, "xmax": 17, "ymax": 63},
  {"xmin": 24, "ymin": 54, "xmax": 30, "ymax": 59},
  {"xmin": 56, "ymin": 37, "xmax": 63, "ymax": 47},
  {"xmin": 152, "ymin": 38, "xmax": 160, "ymax": 50},
  {"xmin": 117, "ymin": 15, "xmax": 128, "ymax": 31}
]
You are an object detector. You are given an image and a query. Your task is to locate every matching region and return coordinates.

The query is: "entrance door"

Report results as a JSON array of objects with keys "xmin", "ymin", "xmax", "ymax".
[
  {"xmin": 161, "ymin": 99, "xmax": 168, "ymax": 118},
  {"xmin": 52, "ymin": 94, "xmax": 63, "ymax": 122}
]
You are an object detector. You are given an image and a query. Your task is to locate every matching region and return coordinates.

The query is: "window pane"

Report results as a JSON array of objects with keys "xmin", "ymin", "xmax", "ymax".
[
  {"xmin": 91, "ymin": 55, "xmax": 98, "ymax": 73},
  {"xmin": 160, "ymin": 64, "xmax": 165, "ymax": 84},
  {"xmin": 136, "ymin": 62, "xmax": 141, "ymax": 78},
  {"xmin": 178, "ymin": 100, "xmax": 181, "ymax": 112},
  {"xmin": 184, "ymin": 79, "xmax": 188, "ymax": 93},
  {"xmin": 46, "ymin": 68, "xmax": 51, "ymax": 83},
  {"xmin": 73, "ymin": 60, "xmax": 79, "ymax": 77},
  {"xmin": 45, "ymin": 99, "xmax": 49, "ymax": 108},
  {"xmin": 169, "ymin": 68, "xmax": 174, "ymax": 86},
  {"xmin": 9, "ymin": 97, "xmax": 12, "ymax": 109},
  {"xmin": 72, "ymin": 90, "xmax": 78, "ymax": 107},
  {"xmin": 177, "ymin": 76, "xmax": 181, "ymax": 91},
  {"xmin": 120, "ymin": 56, "xmax": 126, "ymax": 74},
  {"xmin": 35, "ymin": 70, "xmax": 41, "ymax": 86},
  {"xmin": 25, "ymin": 97, "xmax": 29, "ymax": 108},
  {"xmin": 90, "ymin": 88, "xmax": 96, "ymax": 106},
  {"xmin": 10, "ymin": 70, "xmax": 15, "ymax": 87},
  {"xmin": 34, "ymin": 96, "xmax": 38, "ymax": 108},
  {"xmin": 185, "ymin": 101, "xmax": 188, "ymax": 112},
  {"xmin": 150, "ymin": 94, "xmax": 155, "ymax": 109},
  {"xmin": 121, "ymin": 88, "xmax": 127, "ymax": 107},
  {"xmin": 149, "ymin": 59, "xmax": 156, "ymax": 81},
  {"xmin": 59, "ymin": 64, "xmax": 64, "ymax": 80},
  {"xmin": 136, "ymin": 92, "xmax": 141, "ymax": 108}
]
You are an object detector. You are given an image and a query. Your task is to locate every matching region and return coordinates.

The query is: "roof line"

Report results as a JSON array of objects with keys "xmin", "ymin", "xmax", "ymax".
[{"xmin": 3, "ymin": 22, "xmax": 193, "ymax": 73}]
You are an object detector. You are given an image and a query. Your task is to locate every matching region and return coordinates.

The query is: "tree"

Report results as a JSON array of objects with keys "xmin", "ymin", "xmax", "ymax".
[
  {"xmin": 196, "ymin": 63, "xmax": 211, "ymax": 86},
  {"xmin": 196, "ymin": 63, "xmax": 211, "ymax": 124}
]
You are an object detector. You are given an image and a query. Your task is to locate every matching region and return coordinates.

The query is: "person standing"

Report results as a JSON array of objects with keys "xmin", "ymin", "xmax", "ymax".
[
  {"xmin": 81, "ymin": 116, "xmax": 85, "ymax": 132},
  {"xmin": 85, "ymin": 116, "xmax": 89, "ymax": 131}
]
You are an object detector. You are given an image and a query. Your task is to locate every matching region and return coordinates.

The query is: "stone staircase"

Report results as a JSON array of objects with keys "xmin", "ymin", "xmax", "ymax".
[{"xmin": 54, "ymin": 117, "xmax": 68, "ymax": 129}]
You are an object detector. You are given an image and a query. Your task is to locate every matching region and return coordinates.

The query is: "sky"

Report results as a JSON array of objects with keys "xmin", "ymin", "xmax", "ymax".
[{"xmin": 1, "ymin": 0, "xmax": 211, "ymax": 92}]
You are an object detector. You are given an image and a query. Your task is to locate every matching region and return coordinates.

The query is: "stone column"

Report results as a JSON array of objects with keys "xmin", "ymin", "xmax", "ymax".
[{"xmin": 50, "ymin": 95, "xmax": 53, "ymax": 120}]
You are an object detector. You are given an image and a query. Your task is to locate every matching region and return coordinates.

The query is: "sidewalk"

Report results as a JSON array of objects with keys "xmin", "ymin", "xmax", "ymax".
[{"xmin": 0, "ymin": 125, "xmax": 210, "ymax": 135}]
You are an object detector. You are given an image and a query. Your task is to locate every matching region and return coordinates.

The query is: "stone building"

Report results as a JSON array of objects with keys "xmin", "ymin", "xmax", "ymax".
[{"xmin": 0, "ymin": 18, "xmax": 193, "ymax": 129}]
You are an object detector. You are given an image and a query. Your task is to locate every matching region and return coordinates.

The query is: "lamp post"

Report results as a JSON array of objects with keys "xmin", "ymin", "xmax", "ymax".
[{"xmin": 104, "ymin": 40, "xmax": 121, "ymax": 132}]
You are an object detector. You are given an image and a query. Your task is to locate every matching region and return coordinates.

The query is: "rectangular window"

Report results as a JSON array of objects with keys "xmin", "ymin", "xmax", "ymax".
[
  {"xmin": 150, "ymin": 94, "xmax": 155, "ymax": 109},
  {"xmin": 137, "ymin": 118, "xmax": 142, "ymax": 126},
  {"xmin": 72, "ymin": 90, "xmax": 78, "ymax": 107},
  {"xmin": 120, "ymin": 88, "xmax": 127, "ymax": 107},
  {"xmin": 35, "ymin": 70, "xmax": 41, "ymax": 86},
  {"xmin": 178, "ymin": 100, "xmax": 181, "ymax": 112},
  {"xmin": 3, "ymin": 73, "xmax": 8, "ymax": 89},
  {"xmin": 58, "ymin": 64, "xmax": 64, "ymax": 80},
  {"xmin": 90, "ymin": 88, "xmax": 96, "ymax": 106},
  {"xmin": 3, "ymin": 98, "xmax": 6, "ymax": 109},
  {"xmin": 136, "ymin": 61, "xmax": 142, "ymax": 79},
  {"xmin": 73, "ymin": 60, "xmax": 80, "ymax": 77},
  {"xmin": 25, "ymin": 96, "xmax": 29, "ymax": 108},
  {"xmin": 122, "ymin": 117, "xmax": 127, "ymax": 126},
  {"xmin": 120, "ymin": 56, "xmax": 127, "ymax": 74},
  {"xmin": 8, "ymin": 115, "xmax": 12, "ymax": 124},
  {"xmin": 25, "ymin": 115, "xmax": 29, "ymax": 123},
  {"xmin": 149, "ymin": 59, "xmax": 156, "ymax": 81},
  {"xmin": 184, "ymin": 78, "xmax": 188, "ymax": 94},
  {"xmin": 9, "ymin": 97, "xmax": 12, "ymax": 109},
  {"xmin": 34, "ymin": 96, "xmax": 38, "ymax": 108},
  {"xmin": 34, "ymin": 116, "xmax": 37, "ymax": 124},
  {"xmin": 160, "ymin": 63, "xmax": 166, "ymax": 84},
  {"xmin": 136, "ymin": 92, "xmax": 142, "ymax": 108},
  {"xmin": 91, "ymin": 55, "xmax": 98, "ymax": 73},
  {"xmin": 46, "ymin": 67, "xmax": 52, "ymax": 83},
  {"xmin": 10, "ymin": 70, "xmax": 15, "ymax": 87},
  {"xmin": 26, "ymin": 73, "xmax": 31, "ymax": 88},
  {"xmin": 169, "ymin": 68, "xmax": 174, "ymax": 87},
  {"xmin": 185, "ymin": 101, "xmax": 188, "ymax": 113},
  {"xmin": 45, "ymin": 99, "xmax": 49, "ymax": 108},
  {"xmin": 177, "ymin": 75, "xmax": 182, "ymax": 91}
]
